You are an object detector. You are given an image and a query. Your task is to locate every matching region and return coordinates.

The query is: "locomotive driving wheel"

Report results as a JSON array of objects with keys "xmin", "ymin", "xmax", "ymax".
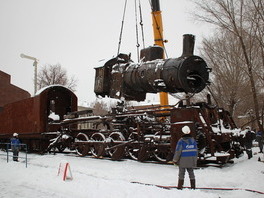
[
  {"xmin": 90, "ymin": 132, "xmax": 106, "ymax": 158},
  {"xmin": 75, "ymin": 133, "xmax": 89, "ymax": 157},
  {"xmin": 108, "ymin": 132, "xmax": 125, "ymax": 157},
  {"xmin": 152, "ymin": 132, "xmax": 171, "ymax": 162},
  {"xmin": 127, "ymin": 132, "xmax": 140, "ymax": 160}
]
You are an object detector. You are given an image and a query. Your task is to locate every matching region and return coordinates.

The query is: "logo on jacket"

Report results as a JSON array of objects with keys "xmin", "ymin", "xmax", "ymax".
[{"xmin": 186, "ymin": 145, "xmax": 195, "ymax": 149}]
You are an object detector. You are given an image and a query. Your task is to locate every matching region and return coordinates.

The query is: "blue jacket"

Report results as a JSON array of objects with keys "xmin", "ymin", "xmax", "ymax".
[
  {"xmin": 173, "ymin": 135, "xmax": 198, "ymax": 168},
  {"xmin": 256, "ymin": 131, "xmax": 263, "ymax": 142},
  {"xmin": 10, "ymin": 137, "xmax": 21, "ymax": 149}
]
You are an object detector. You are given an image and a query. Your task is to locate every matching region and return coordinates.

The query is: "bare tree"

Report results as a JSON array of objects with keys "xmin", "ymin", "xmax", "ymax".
[
  {"xmin": 194, "ymin": 0, "xmax": 263, "ymax": 130},
  {"xmin": 91, "ymin": 99, "xmax": 109, "ymax": 116},
  {"xmin": 37, "ymin": 63, "xmax": 77, "ymax": 92},
  {"xmin": 200, "ymin": 31, "xmax": 251, "ymax": 117}
]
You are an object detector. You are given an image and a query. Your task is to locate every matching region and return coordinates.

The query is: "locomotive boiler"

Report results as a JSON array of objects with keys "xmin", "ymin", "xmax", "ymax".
[{"xmin": 94, "ymin": 34, "xmax": 211, "ymax": 101}]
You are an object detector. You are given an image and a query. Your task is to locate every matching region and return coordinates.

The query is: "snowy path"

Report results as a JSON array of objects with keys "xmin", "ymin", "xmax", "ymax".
[{"xmin": 0, "ymin": 148, "xmax": 263, "ymax": 198}]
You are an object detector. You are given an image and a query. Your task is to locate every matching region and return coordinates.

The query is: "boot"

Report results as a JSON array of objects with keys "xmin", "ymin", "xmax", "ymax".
[
  {"xmin": 178, "ymin": 179, "xmax": 184, "ymax": 190},
  {"xmin": 190, "ymin": 179, "xmax": 196, "ymax": 189}
]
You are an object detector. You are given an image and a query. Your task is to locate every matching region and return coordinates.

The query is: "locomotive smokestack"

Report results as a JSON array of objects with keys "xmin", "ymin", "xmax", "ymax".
[{"xmin": 181, "ymin": 34, "xmax": 195, "ymax": 57}]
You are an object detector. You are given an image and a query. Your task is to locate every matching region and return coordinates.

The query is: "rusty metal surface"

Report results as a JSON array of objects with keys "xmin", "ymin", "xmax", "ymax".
[
  {"xmin": 0, "ymin": 86, "xmax": 77, "ymax": 142},
  {"xmin": 53, "ymin": 100, "xmax": 243, "ymax": 165},
  {"xmin": 0, "ymin": 84, "xmax": 243, "ymax": 164}
]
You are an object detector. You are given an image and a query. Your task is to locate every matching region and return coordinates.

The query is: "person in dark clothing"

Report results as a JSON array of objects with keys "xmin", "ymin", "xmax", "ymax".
[
  {"xmin": 10, "ymin": 133, "xmax": 21, "ymax": 161},
  {"xmin": 256, "ymin": 130, "xmax": 263, "ymax": 153},
  {"xmin": 243, "ymin": 127, "xmax": 255, "ymax": 159},
  {"xmin": 173, "ymin": 125, "xmax": 198, "ymax": 189}
]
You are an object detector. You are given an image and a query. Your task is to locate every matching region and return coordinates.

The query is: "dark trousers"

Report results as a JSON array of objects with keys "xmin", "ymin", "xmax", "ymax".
[
  {"xmin": 257, "ymin": 140, "xmax": 263, "ymax": 152},
  {"xmin": 179, "ymin": 167, "xmax": 195, "ymax": 180},
  {"xmin": 12, "ymin": 148, "xmax": 19, "ymax": 161}
]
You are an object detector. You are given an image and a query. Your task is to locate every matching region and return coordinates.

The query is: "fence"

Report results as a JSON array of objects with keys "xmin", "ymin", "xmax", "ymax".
[{"xmin": 0, "ymin": 143, "xmax": 28, "ymax": 168}]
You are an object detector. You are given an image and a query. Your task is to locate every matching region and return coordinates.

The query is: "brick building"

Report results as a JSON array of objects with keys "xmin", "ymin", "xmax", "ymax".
[{"xmin": 0, "ymin": 70, "xmax": 31, "ymax": 108}]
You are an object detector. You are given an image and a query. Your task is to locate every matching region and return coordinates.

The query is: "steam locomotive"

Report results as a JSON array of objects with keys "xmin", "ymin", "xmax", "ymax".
[{"xmin": 0, "ymin": 34, "xmax": 243, "ymax": 164}]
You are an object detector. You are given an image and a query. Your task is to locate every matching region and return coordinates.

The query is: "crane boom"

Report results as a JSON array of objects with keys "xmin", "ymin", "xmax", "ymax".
[{"xmin": 151, "ymin": 0, "xmax": 169, "ymax": 106}]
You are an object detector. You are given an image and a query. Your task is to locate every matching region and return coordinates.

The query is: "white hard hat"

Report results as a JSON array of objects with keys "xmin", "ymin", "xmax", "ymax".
[
  {"xmin": 13, "ymin": 133, "xmax": 18, "ymax": 137},
  {"xmin": 182, "ymin": 126, "xmax": 191, "ymax": 134}
]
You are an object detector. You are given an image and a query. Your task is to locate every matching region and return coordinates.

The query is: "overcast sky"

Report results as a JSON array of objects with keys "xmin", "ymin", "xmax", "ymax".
[{"xmin": 0, "ymin": 0, "xmax": 212, "ymax": 106}]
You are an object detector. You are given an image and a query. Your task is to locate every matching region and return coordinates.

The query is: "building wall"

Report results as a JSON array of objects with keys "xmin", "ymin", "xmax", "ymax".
[{"xmin": 0, "ymin": 70, "xmax": 31, "ymax": 108}]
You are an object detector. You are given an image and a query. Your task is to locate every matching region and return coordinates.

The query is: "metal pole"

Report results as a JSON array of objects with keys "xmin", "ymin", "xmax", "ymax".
[
  {"xmin": 25, "ymin": 144, "xmax": 28, "ymax": 168},
  {"xmin": 6, "ymin": 143, "xmax": 9, "ymax": 163},
  {"xmin": 20, "ymin": 53, "xmax": 39, "ymax": 95},
  {"xmin": 33, "ymin": 60, "xmax": 38, "ymax": 95}
]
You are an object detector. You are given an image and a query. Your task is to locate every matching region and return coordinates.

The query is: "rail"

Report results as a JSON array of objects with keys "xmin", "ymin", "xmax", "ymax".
[{"xmin": 0, "ymin": 143, "xmax": 28, "ymax": 168}]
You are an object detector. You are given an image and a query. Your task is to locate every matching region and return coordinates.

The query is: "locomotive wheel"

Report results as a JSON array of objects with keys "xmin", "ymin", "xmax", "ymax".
[
  {"xmin": 90, "ymin": 133, "xmax": 106, "ymax": 158},
  {"xmin": 153, "ymin": 146, "xmax": 170, "ymax": 162},
  {"xmin": 153, "ymin": 133, "xmax": 171, "ymax": 162},
  {"xmin": 75, "ymin": 133, "xmax": 89, "ymax": 157},
  {"xmin": 127, "ymin": 132, "xmax": 140, "ymax": 160},
  {"xmin": 57, "ymin": 144, "xmax": 66, "ymax": 153},
  {"xmin": 108, "ymin": 132, "xmax": 125, "ymax": 157}
]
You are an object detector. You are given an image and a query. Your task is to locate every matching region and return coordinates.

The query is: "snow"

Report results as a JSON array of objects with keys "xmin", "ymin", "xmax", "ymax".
[
  {"xmin": 0, "ymin": 147, "xmax": 264, "ymax": 198},
  {"xmin": 35, "ymin": 84, "xmax": 68, "ymax": 96},
  {"xmin": 48, "ymin": 112, "xmax": 60, "ymax": 121}
]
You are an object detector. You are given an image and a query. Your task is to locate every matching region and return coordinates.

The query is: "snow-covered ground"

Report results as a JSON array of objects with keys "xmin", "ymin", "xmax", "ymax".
[{"xmin": 0, "ymin": 147, "xmax": 263, "ymax": 198}]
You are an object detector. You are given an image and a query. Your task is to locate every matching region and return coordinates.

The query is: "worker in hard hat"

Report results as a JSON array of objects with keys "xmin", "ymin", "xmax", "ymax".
[
  {"xmin": 10, "ymin": 133, "xmax": 21, "ymax": 161},
  {"xmin": 173, "ymin": 125, "xmax": 198, "ymax": 189}
]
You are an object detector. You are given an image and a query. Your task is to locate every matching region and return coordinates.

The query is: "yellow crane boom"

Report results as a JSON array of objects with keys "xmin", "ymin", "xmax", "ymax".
[{"xmin": 151, "ymin": 0, "xmax": 169, "ymax": 106}]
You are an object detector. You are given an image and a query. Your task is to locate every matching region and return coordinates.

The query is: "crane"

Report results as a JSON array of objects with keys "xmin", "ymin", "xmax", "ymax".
[{"xmin": 150, "ymin": 0, "xmax": 169, "ymax": 106}]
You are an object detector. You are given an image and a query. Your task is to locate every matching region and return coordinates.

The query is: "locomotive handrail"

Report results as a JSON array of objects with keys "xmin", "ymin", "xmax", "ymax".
[{"xmin": 61, "ymin": 116, "xmax": 101, "ymax": 125}]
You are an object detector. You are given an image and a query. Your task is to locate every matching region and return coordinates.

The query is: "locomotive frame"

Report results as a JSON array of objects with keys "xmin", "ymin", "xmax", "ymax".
[
  {"xmin": 0, "ymin": 85, "xmax": 244, "ymax": 165},
  {"xmin": 57, "ymin": 99, "xmax": 243, "ymax": 165}
]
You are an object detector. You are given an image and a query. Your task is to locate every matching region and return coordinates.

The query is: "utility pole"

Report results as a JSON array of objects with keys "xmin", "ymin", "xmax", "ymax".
[{"xmin": 20, "ymin": 53, "xmax": 39, "ymax": 95}]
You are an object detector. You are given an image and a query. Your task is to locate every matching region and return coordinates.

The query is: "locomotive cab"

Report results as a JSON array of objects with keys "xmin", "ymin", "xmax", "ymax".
[{"xmin": 36, "ymin": 85, "xmax": 78, "ymax": 132}]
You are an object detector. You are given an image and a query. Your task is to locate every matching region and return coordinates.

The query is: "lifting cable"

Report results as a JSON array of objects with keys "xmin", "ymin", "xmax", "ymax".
[
  {"xmin": 135, "ymin": 0, "xmax": 147, "ymax": 62},
  {"xmin": 138, "ymin": 0, "xmax": 146, "ymax": 50},
  {"xmin": 117, "ymin": 0, "xmax": 128, "ymax": 56},
  {"xmin": 148, "ymin": 0, "xmax": 169, "ymax": 59},
  {"xmin": 134, "ymin": 0, "xmax": 140, "ymax": 62}
]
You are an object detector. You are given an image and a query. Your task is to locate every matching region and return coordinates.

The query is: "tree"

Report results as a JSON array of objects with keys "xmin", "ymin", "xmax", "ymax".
[
  {"xmin": 199, "ymin": 31, "xmax": 251, "ymax": 118},
  {"xmin": 91, "ymin": 99, "xmax": 133, "ymax": 116},
  {"xmin": 37, "ymin": 63, "xmax": 77, "ymax": 92},
  {"xmin": 194, "ymin": 0, "xmax": 264, "ymax": 130},
  {"xmin": 91, "ymin": 99, "xmax": 109, "ymax": 116}
]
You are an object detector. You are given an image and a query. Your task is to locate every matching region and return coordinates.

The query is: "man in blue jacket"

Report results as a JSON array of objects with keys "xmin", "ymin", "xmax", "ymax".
[
  {"xmin": 10, "ymin": 133, "xmax": 21, "ymax": 161},
  {"xmin": 173, "ymin": 125, "xmax": 198, "ymax": 189}
]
